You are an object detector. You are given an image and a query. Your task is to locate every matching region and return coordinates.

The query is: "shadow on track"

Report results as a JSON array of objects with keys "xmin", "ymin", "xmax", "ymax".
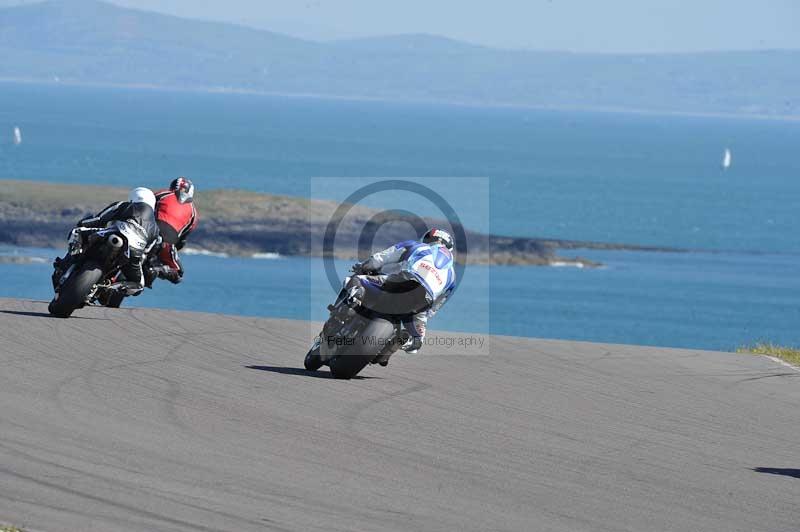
[
  {"xmin": 0, "ymin": 310, "xmax": 57, "ymax": 319},
  {"xmin": 753, "ymin": 467, "xmax": 800, "ymax": 479},
  {"xmin": 246, "ymin": 365, "xmax": 379, "ymax": 380},
  {"xmin": 0, "ymin": 310, "xmax": 105, "ymax": 320}
]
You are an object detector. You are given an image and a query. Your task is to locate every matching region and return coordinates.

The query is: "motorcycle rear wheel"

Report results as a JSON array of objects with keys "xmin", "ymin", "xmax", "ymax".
[
  {"xmin": 328, "ymin": 317, "xmax": 395, "ymax": 379},
  {"xmin": 48, "ymin": 261, "xmax": 104, "ymax": 318}
]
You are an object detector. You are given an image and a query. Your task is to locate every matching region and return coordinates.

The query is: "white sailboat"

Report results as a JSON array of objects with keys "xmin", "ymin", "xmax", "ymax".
[
  {"xmin": 721, "ymin": 148, "xmax": 731, "ymax": 170},
  {"xmin": 12, "ymin": 126, "xmax": 22, "ymax": 145}
]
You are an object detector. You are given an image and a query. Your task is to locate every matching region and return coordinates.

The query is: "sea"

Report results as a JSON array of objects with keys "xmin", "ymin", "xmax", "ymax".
[{"xmin": 1, "ymin": 82, "xmax": 799, "ymax": 351}]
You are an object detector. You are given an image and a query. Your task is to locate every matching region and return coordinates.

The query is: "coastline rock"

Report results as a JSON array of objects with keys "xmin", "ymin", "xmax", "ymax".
[{"xmin": 0, "ymin": 180, "xmax": 681, "ymax": 267}]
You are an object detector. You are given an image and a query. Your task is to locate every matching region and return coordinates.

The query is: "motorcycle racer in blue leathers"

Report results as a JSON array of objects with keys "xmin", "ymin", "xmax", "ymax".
[{"xmin": 347, "ymin": 228, "xmax": 457, "ymax": 365}]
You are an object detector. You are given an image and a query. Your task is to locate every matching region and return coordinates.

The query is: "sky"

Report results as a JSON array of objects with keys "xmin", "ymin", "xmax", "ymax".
[{"xmin": 4, "ymin": 0, "xmax": 800, "ymax": 52}]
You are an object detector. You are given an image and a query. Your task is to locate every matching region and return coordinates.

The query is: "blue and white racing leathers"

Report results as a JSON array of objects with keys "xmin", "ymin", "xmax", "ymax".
[{"xmin": 359, "ymin": 240, "xmax": 457, "ymax": 352}]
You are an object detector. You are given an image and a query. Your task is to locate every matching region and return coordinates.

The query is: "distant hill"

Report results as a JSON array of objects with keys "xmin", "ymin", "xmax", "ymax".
[{"xmin": 0, "ymin": 0, "xmax": 798, "ymax": 117}]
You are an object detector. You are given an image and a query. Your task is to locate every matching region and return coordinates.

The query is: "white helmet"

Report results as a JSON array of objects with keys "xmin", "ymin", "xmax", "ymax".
[{"xmin": 128, "ymin": 187, "xmax": 156, "ymax": 210}]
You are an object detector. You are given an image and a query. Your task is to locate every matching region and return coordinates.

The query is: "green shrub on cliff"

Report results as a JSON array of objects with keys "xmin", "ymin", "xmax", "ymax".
[{"xmin": 737, "ymin": 343, "xmax": 800, "ymax": 366}]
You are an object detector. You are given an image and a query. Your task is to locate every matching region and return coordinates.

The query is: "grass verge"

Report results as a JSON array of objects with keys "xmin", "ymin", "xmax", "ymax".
[
  {"xmin": 737, "ymin": 343, "xmax": 800, "ymax": 367},
  {"xmin": 1, "ymin": 525, "xmax": 25, "ymax": 532}
]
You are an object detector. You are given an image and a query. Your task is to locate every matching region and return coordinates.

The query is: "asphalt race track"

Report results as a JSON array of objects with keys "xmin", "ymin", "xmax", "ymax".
[{"xmin": 1, "ymin": 297, "xmax": 799, "ymax": 532}]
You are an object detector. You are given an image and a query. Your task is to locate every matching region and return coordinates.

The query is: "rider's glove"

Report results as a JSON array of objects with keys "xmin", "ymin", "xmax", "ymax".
[{"xmin": 351, "ymin": 262, "xmax": 365, "ymax": 274}]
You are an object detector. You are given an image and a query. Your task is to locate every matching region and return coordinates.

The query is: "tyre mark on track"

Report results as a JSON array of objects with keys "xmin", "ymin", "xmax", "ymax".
[
  {"xmin": 339, "ymin": 377, "xmax": 434, "ymax": 458},
  {"xmin": 0, "ymin": 466, "xmax": 292, "ymax": 532},
  {"xmin": 0, "ymin": 443, "xmax": 295, "ymax": 532}
]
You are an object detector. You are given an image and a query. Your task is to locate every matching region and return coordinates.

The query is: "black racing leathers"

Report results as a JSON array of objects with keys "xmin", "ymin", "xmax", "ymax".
[
  {"xmin": 70, "ymin": 201, "xmax": 160, "ymax": 294},
  {"xmin": 78, "ymin": 201, "xmax": 159, "ymax": 239}
]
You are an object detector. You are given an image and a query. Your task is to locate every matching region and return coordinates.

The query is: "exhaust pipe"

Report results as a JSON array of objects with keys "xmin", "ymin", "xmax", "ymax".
[{"xmin": 108, "ymin": 234, "xmax": 124, "ymax": 249}]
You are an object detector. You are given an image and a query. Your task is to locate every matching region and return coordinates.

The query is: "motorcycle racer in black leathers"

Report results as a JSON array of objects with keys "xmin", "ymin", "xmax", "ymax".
[{"xmin": 53, "ymin": 187, "xmax": 160, "ymax": 296}]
